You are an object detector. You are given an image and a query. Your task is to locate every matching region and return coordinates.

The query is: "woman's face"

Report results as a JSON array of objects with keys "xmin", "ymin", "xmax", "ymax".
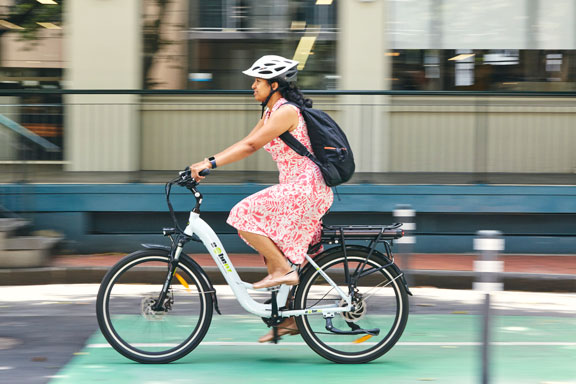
[{"xmin": 251, "ymin": 78, "xmax": 276, "ymax": 103}]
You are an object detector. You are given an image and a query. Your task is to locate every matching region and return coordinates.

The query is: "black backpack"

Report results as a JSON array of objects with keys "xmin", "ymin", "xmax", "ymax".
[{"xmin": 279, "ymin": 102, "xmax": 355, "ymax": 187}]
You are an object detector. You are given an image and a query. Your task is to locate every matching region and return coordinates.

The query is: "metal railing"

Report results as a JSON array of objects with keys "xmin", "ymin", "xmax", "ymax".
[{"xmin": 0, "ymin": 95, "xmax": 62, "ymax": 186}]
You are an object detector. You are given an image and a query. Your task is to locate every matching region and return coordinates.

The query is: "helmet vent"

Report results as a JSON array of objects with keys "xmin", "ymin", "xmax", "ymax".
[{"xmin": 242, "ymin": 55, "xmax": 299, "ymax": 81}]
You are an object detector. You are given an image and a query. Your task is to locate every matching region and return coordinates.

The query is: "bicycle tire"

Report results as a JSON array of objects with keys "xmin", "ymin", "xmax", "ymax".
[
  {"xmin": 96, "ymin": 250, "xmax": 213, "ymax": 363},
  {"xmin": 295, "ymin": 247, "xmax": 409, "ymax": 364}
]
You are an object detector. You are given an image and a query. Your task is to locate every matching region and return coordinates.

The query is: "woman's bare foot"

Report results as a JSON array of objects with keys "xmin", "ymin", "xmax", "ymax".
[
  {"xmin": 252, "ymin": 270, "xmax": 299, "ymax": 289},
  {"xmin": 258, "ymin": 317, "xmax": 299, "ymax": 343}
]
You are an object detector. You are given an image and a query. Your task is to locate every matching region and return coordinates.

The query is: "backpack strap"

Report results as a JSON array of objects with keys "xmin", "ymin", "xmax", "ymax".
[
  {"xmin": 279, "ymin": 131, "xmax": 314, "ymax": 159},
  {"xmin": 280, "ymin": 130, "xmax": 324, "ymax": 170},
  {"xmin": 278, "ymin": 102, "xmax": 323, "ymax": 168}
]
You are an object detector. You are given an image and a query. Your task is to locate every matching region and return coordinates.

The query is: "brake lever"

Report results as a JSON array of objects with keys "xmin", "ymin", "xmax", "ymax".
[
  {"xmin": 177, "ymin": 168, "xmax": 211, "ymax": 188},
  {"xmin": 180, "ymin": 167, "xmax": 210, "ymax": 178},
  {"xmin": 179, "ymin": 167, "xmax": 191, "ymax": 180}
]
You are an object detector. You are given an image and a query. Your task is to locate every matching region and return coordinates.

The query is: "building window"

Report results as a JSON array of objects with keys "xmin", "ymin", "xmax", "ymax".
[
  {"xmin": 186, "ymin": 0, "xmax": 338, "ymax": 90},
  {"xmin": 392, "ymin": 50, "xmax": 576, "ymax": 91}
]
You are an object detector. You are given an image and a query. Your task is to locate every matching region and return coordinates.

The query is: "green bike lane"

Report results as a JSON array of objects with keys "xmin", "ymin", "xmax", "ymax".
[{"xmin": 50, "ymin": 314, "xmax": 576, "ymax": 384}]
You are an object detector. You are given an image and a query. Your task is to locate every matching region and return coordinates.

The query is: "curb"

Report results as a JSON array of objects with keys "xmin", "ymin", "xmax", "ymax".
[
  {"xmin": 407, "ymin": 270, "xmax": 576, "ymax": 292},
  {"xmin": 1, "ymin": 266, "xmax": 574, "ymax": 292}
]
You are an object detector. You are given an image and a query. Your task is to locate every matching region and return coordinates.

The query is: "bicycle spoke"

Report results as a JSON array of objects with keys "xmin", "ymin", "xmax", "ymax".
[
  {"xmin": 360, "ymin": 273, "xmax": 403, "ymax": 301},
  {"xmin": 96, "ymin": 251, "xmax": 213, "ymax": 363},
  {"xmin": 295, "ymin": 251, "xmax": 409, "ymax": 363}
]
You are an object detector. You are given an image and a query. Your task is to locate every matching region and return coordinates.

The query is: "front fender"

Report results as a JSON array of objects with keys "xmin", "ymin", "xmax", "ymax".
[{"xmin": 141, "ymin": 243, "xmax": 171, "ymax": 252}]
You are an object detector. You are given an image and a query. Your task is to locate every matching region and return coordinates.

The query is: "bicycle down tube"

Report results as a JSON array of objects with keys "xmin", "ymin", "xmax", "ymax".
[{"xmin": 183, "ymin": 210, "xmax": 351, "ymax": 318}]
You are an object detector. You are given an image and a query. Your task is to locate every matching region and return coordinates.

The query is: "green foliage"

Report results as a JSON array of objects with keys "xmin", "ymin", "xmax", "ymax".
[{"xmin": 0, "ymin": 0, "xmax": 63, "ymax": 40}]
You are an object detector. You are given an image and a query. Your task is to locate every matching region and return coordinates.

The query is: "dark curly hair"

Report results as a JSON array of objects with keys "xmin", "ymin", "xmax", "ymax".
[{"xmin": 269, "ymin": 78, "xmax": 313, "ymax": 108}]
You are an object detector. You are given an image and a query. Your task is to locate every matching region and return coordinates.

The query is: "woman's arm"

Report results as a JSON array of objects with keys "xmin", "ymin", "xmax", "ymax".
[{"xmin": 190, "ymin": 106, "xmax": 298, "ymax": 179}]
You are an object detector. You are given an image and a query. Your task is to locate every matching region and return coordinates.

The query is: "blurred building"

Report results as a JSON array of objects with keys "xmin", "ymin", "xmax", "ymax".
[
  {"xmin": 2, "ymin": 1, "xmax": 576, "ymax": 255},
  {"xmin": 1, "ymin": 0, "xmax": 576, "ymax": 172},
  {"xmin": 2, "ymin": 0, "xmax": 576, "ymax": 92}
]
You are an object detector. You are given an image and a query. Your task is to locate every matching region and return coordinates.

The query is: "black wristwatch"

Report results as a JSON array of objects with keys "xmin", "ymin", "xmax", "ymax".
[{"xmin": 208, "ymin": 156, "xmax": 217, "ymax": 169}]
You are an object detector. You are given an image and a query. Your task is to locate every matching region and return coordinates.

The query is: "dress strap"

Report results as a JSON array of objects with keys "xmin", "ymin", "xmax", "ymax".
[{"xmin": 265, "ymin": 98, "xmax": 299, "ymax": 122}]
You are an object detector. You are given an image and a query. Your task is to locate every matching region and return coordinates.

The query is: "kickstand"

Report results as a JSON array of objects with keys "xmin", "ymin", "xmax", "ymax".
[
  {"xmin": 271, "ymin": 289, "xmax": 280, "ymax": 344},
  {"xmin": 272, "ymin": 326, "xmax": 279, "ymax": 344}
]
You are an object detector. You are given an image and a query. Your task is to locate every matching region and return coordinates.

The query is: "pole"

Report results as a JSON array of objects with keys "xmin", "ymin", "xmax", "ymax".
[
  {"xmin": 473, "ymin": 230, "xmax": 504, "ymax": 384},
  {"xmin": 393, "ymin": 204, "xmax": 415, "ymax": 286}
]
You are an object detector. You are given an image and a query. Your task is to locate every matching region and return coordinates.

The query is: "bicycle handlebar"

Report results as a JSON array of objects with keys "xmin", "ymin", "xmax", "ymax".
[
  {"xmin": 175, "ymin": 167, "xmax": 210, "ymax": 187},
  {"xmin": 165, "ymin": 167, "xmax": 211, "ymax": 238}
]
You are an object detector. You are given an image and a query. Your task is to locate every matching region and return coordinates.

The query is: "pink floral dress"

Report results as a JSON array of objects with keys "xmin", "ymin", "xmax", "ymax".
[{"xmin": 226, "ymin": 98, "xmax": 333, "ymax": 264}]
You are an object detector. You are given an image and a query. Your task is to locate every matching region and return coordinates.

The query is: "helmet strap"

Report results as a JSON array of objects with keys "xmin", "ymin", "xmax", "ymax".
[{"xmin": 260, "ymin": 82, "xmax": 279, "ymax": 117}]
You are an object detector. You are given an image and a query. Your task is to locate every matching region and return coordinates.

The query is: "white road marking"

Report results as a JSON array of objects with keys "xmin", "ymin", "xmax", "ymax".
[{"xmin": 86, "ymin": 341, "xmax": 576, "ymax": 348}]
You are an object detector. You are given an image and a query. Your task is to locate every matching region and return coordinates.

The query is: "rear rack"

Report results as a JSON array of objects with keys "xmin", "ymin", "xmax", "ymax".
[
  {"xmin": 321, "ymin": 223, "xmax": 404, "ymax": 243},
  {"xmin": 309, "ymin": 223, "xmax": 404, "ymax": 273}
]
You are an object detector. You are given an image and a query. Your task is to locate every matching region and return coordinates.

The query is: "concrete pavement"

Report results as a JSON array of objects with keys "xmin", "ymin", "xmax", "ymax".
[
  {"xmin": 1, "ymin": 252, "xmax": 575, "ymax": 292},
  {"xmin": 1, "ymin": 285, "xmax": 574, "ymax": 384}
]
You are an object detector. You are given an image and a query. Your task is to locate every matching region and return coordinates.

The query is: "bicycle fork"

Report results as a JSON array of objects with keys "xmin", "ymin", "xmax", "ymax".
[{"xmin": 152, "ymin": 242, "xmax": 185, "ymax": 312}]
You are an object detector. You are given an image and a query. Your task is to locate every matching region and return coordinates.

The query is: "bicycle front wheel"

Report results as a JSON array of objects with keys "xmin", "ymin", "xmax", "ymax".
[
  {"xmin": 295, "ymin": 248, "xmax": 409, "ymax": 363},
  {"xmin": 96, "ymin": 250, "xmax": 213, "ymax": 363}
]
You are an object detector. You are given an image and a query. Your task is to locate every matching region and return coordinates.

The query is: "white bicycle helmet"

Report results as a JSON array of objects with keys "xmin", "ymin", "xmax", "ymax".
[{"xmin": 243, "ymin": 55, "xmax": 299, "ymax": 82}]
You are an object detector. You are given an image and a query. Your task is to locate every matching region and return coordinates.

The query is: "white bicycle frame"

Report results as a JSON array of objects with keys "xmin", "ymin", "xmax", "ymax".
[{"xmin": 181, "ymin": 211, "xmax": 352, "ymax": 319}]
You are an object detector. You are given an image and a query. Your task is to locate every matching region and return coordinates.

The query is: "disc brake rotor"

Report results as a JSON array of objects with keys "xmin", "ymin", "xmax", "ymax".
[
  {"xmin": 141, "ymin": 297, "xmax": 167, "ymax": 321},
  {"xmin": 339, "ymin": 295, "xmax": 367, "ymax": 323}
]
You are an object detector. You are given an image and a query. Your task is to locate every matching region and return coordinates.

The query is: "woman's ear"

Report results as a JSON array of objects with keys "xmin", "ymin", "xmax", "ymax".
[{"xmin": 270, "ymin": 81, "xmax": 279, "ymax": 91}]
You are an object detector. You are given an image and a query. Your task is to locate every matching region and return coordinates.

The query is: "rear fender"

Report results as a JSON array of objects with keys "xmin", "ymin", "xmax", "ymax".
[{"xmin": 301, "ymin": 245, "xmax": 413, "ymax": 296}]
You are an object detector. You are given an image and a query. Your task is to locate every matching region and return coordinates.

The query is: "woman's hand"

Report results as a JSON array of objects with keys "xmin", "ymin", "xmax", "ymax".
[{"xmin": 189, "ymin": 159, "xmax": 211, "ymax": 181}]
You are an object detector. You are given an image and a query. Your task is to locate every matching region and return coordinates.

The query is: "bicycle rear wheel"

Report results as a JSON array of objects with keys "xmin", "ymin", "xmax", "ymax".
[
  {"xmin": 295, "ymin": 248, "xmax": 409, "ymax": 363},
  {"xmin": 96, "ymin": 250, "xmax": 213, "ymax": 363}
]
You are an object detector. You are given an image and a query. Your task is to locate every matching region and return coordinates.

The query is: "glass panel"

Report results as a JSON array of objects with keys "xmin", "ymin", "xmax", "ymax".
[
  {"xmin": 388, "ymin": 0, "xmax": 433, "ymax": 50},
  {"xmin": 536, "ymin": 0, "xmax": 575, "ymax": 49},
  {"xmin": 187, "ymin": 0, "xmax": 338, "ymax": 90},
  {"xmin": 389, "ymin": 0, "xmax": 576, "ymax": 50},
  {"xmin": 442, "ymin": 0, "xmax": 526, "ymax": 49},
  {"xmin": 392, "ymin": 49, "xmax": 576, "ymax": 91}
]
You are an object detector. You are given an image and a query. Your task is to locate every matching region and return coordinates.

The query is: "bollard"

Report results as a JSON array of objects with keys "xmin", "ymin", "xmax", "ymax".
[
  {"xmin": 473, "ymin": 230, "xmax": 504, "ymax": 292},
  {"xmin": 393, "ymin": 204, "xmax": 415, "ymax": 286},
  {"xmin": 474, "ymin": 230, "xmax": 504, "ymax": 384}
]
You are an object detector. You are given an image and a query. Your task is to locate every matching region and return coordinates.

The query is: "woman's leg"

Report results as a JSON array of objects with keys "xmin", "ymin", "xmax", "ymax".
[
  {"xmin": 239, "ymin": 231, "xmax": 300, "ymax": 340},
  {"xmin": 238, "ymin": 230, "xmax": 291, "ymax": 278}
]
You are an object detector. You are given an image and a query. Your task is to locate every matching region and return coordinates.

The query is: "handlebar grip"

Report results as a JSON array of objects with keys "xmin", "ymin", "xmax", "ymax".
[{"xmin": 199, "ymin": 168, "xmax": 211, "ymax": 177}]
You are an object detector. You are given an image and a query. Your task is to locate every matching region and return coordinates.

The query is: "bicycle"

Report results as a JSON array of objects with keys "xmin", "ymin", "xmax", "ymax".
[{"xmin": 96, "ymin": 168, "xmax": 412, "ymax": 364}]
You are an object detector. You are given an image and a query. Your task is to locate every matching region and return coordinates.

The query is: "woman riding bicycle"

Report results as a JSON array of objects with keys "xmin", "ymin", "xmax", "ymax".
[{"xmin": 189, "ymin": 55, "xmax": 334, "ymax": 342}]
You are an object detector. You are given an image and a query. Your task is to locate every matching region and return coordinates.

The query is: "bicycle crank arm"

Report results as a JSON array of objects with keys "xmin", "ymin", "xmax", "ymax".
[{"xmin": 325, "ymin": 317, "xmax": 380, "ymax": 336}]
